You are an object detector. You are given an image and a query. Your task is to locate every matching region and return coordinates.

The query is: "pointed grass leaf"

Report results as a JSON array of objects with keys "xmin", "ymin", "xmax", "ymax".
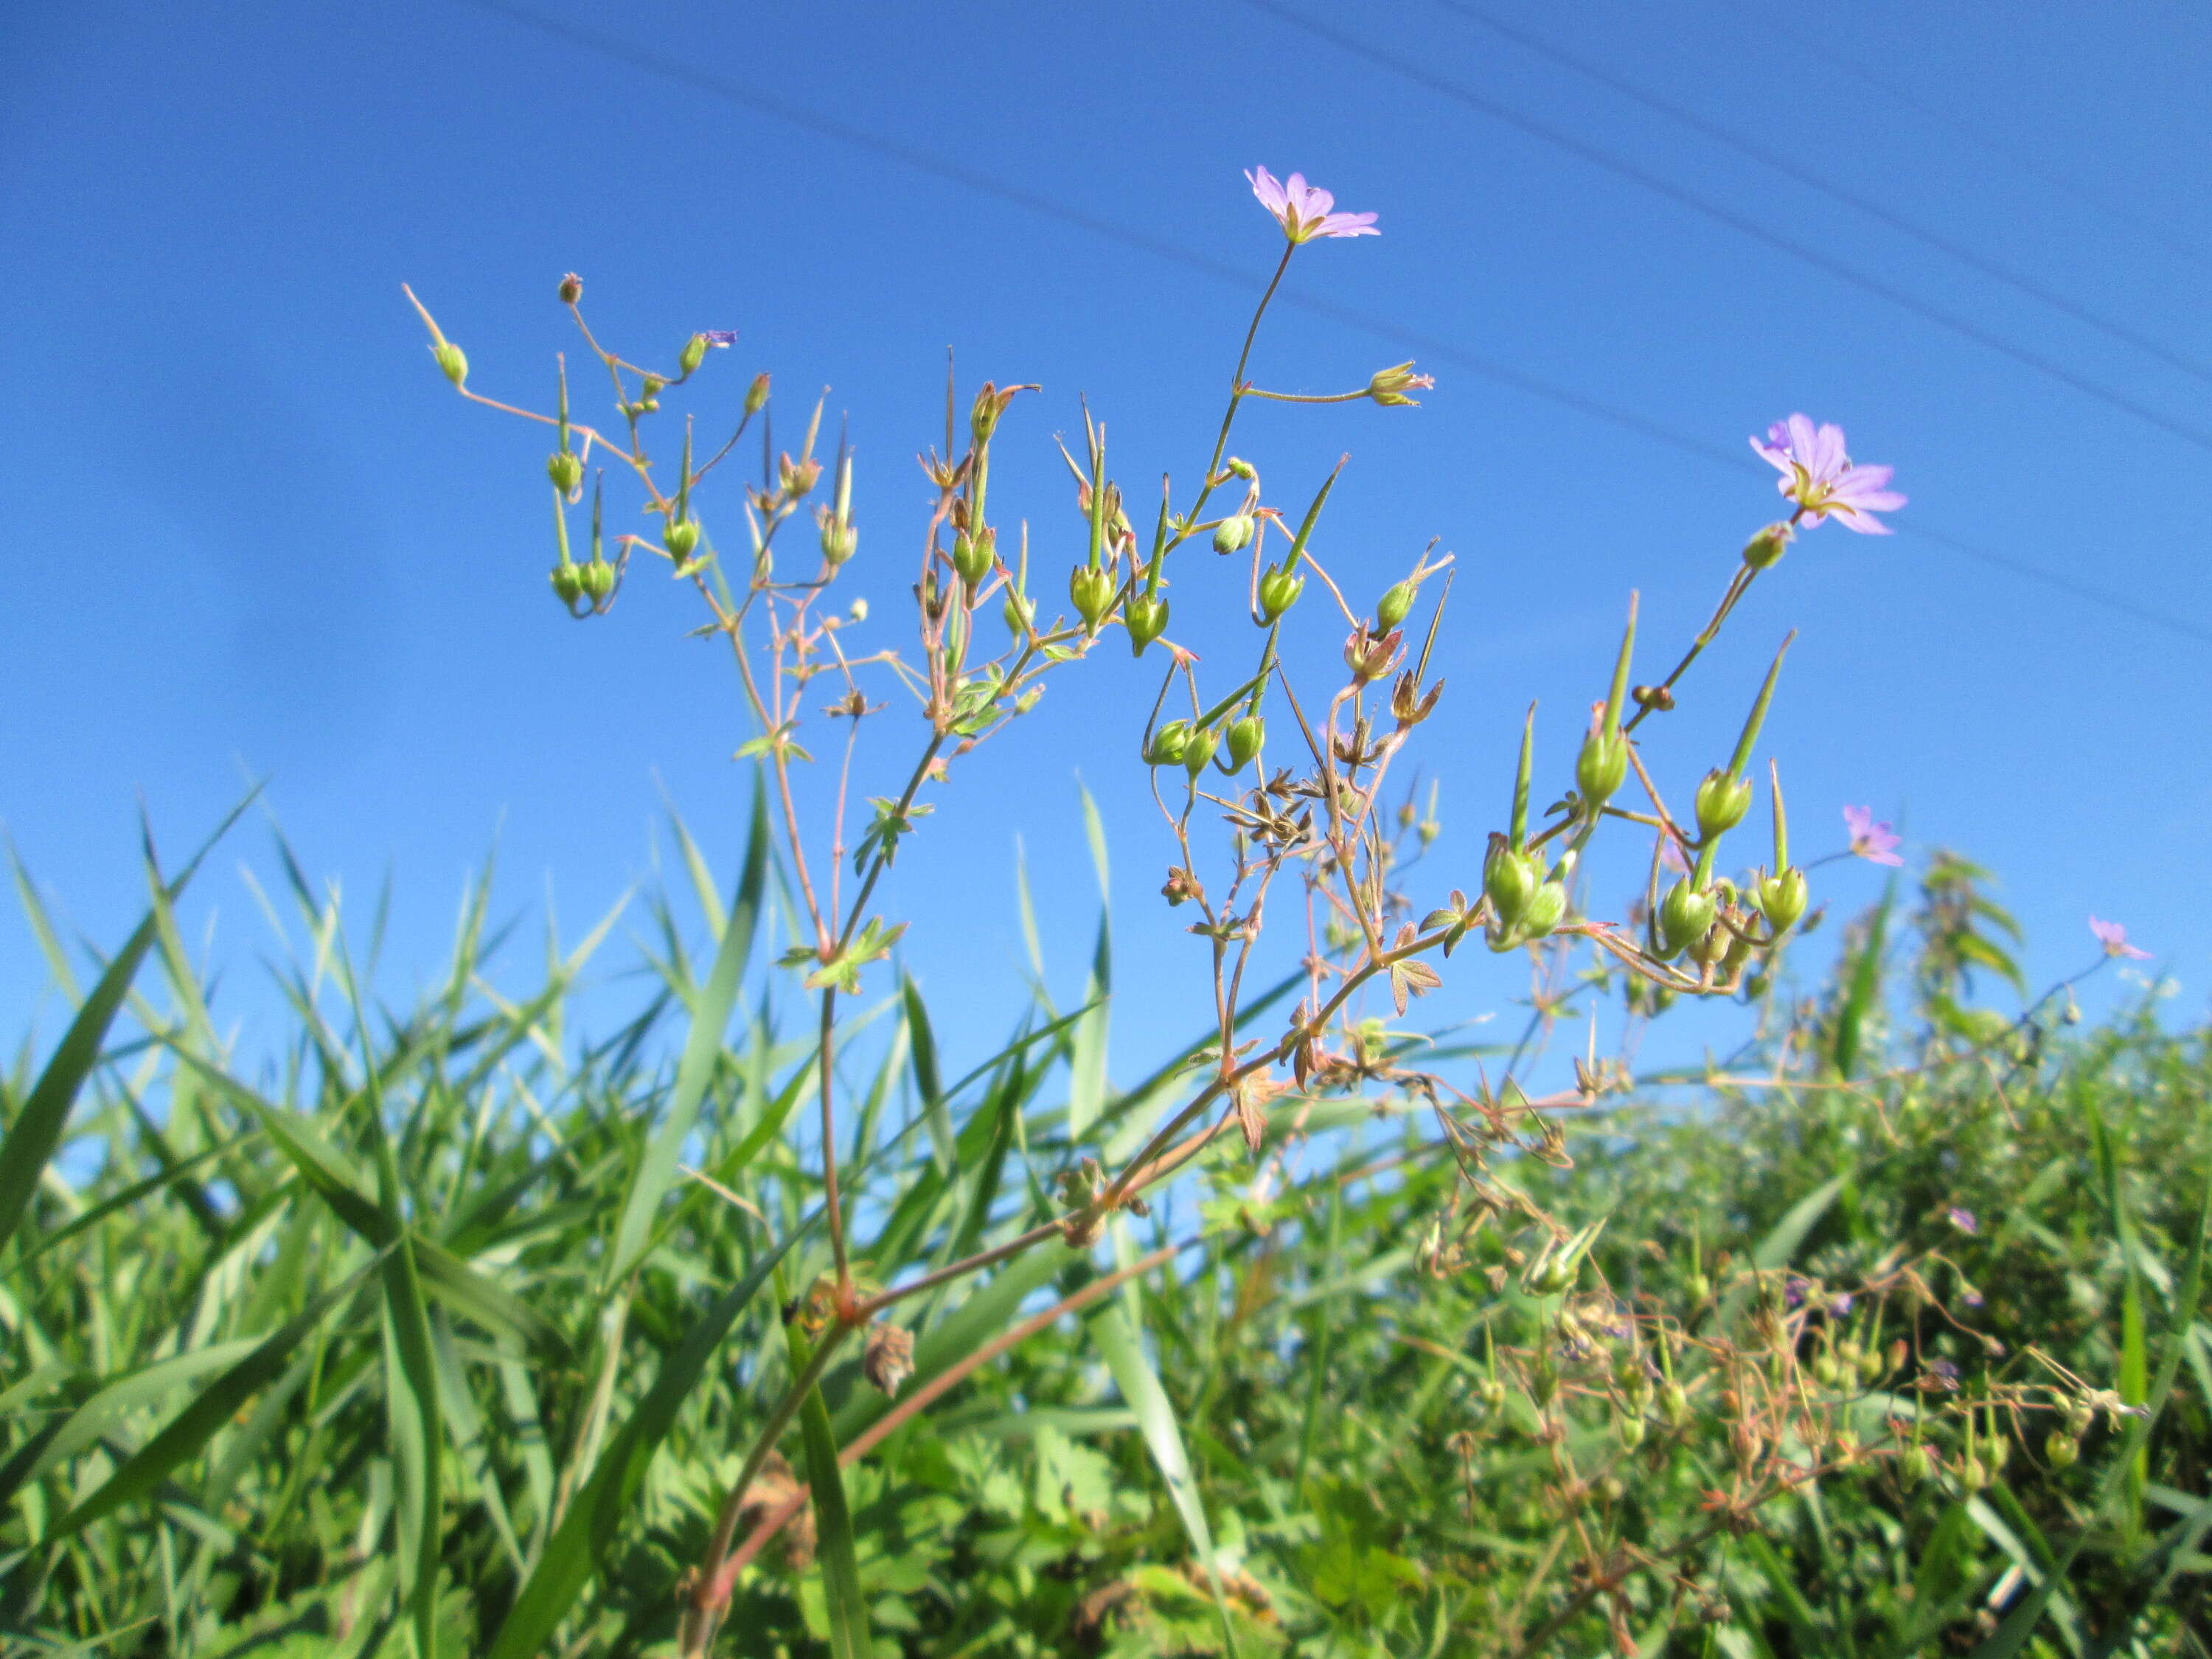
[
  {"xmin": 484, "ymin": 1225, "xmax": 801, "ymax": 1659},
  {"xmin": 1831, "ymin": 886, "xmax": 1891, "ymax": 1080},
  {"xmin": 0, "ymin": 793, "xmax": 252, "ymax": 1257},
  {"xmin": 902, "ymin": 975, "xmax": 955, "ymax": 1174},
  {"xmin": 787, "ymin": 1322, "xmax": 872, "ymax": 1659},
  {"xmin": 612, "ymin": 781, "xmax": 769, "ymax": 1284},
  {"xmin": 49, "ymin": 1262, "xmax": 375, "ymax": 1538},
  {"xmin": 0, "ymin": 1341, "xmax": 257, "ymax": 1515},
  {"xmin": 1089, "ymin": 1271, "xmax": 1239, "ymax": 1658}
]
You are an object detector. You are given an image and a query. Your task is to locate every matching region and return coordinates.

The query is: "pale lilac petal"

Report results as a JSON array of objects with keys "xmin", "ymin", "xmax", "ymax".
[
  {"xmin": 1316, "ymin": 212, "xmax": 1380, "ymax": 237},
  {"xmin": 2089, "ymin": 916, "xmax": 2152, "ymax": 959},
  {"xmin": 1832, "ymin": 507, "xmax": 1896, "ymax": 534},
  {"xmin": 1750, "ymin": 434, "xmax": 1793, "ymax": 473},
  {"xmin": 1786, "ymin": 412, "xmax": 1820, "ymax": 467},
  {"xmin": 1248, "ymin": 167, "xmax": 1289, "ymax": 217}
]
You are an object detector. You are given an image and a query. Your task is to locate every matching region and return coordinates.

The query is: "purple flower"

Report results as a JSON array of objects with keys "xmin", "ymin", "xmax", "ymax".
[
  {"xmin": 1947, "ymin": 1206, "xmax": 1978, "ymax": 1235},
  {"xmin": 1785, "ymin": 1276, "xmax": 1809, "ymax": 1309},
  {"xmin": 1828, "ymin": 1291, "xmax": 1855, "ymax": 1318},
  {"xmin": 1246, "ymin": 167, "xmax": 1379, "ymax": 244},
  {"xmin": 1925, "ymin": 1357, "xmax": 1960, "ymax": 1388},
  {"xmin": 1843, "ymin": 806, "xmax": 1904, "ymax": 867},
  {"xmin": 1750, "ymin": 414, "xmax": 1906, "ymax": 535},
  {"xmin": 2089, "ymin": 916, "xmax": 2150, "ymax": 960},
  {"xmin": 699, "ymin": 330, "xmax": 739, "ymax": 348}
]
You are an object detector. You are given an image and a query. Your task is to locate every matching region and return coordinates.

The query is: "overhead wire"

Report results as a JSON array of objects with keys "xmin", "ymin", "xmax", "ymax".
[
  {"xmin": 1238, "ymin": 0, "xmax": 2212, "ymax": 459},
  {"xmin": 456, "ymin": 0, "xmax": 2212, "ymax": 652},
  {"xmin": 1430, "ymin": 0, "xmax": 2212, "ymax": 389}
]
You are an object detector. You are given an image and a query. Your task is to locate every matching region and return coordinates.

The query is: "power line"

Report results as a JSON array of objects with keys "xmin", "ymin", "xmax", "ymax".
[
  {"xmin": 1238, "ymin": 0, "xmax": 2212, "ymax": 459},
  {"xmin": 1757, "ymin": 6, "xmax": 2212, "ymax": 276},
  {"xmin": 456, "ymin": 0, "xmax": 2212, "ymax": 652},
  {"xmin": 1432, "ymin": 0, "xmax": 2212, "ymax": 390}
]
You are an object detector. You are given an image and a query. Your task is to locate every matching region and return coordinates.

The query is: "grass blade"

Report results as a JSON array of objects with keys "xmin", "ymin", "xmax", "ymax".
[
  {"xmin": 49, "ymin": 1262, "xmax": 374, "ymax": 1538},
  {"xmin": 1089, "ymin": 1248, "xmax": 1238, "ymax": 1658},
  {"xmin": 787, "ymin": 1322, "xmax": 872, "ymax": 1659},
  {"xmin": 484, "ymin": 1225, "xmax": 801, "ymax": 1659},
  {"xmin": 0, "ymin": 796, "xmax": 251, "ymax": 1256},
  {"xmin": 611, "ymin": 780, "xmax": 768, "ymax": 1284}
]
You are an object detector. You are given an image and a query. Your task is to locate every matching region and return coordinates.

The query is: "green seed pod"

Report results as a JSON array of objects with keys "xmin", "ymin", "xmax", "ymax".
[
  {"xmin": 1857, "ymin": 1346, "xmax": 1884, "ymax": 1385},
  {"xmin": 821, "ymin": 520, "xmax": 858, "ymax": 566},
  {"xmin": 433, "ymin": 342, "xmax": 467, "ymax": 388},
  {"xmin": 1484, "ymin": 836, "xmax": 1537, "ymax": 928},
  {"xmin": 1376, "ymin": 579, "xmax": 1417, "ymax": 633},
  {"xmin": 2045, "ymin": 1430, "xmax": 2079, "ymax": 1469},
  {"xmin": 1223, "ymin": 714, "xmax": 1265, "ymax": 773},
  {"xmin": 1257, "ymin": 566, "xmax": 1304, "ymax": 622},
  {"xmin": 1144, "ymin": 720, "xmax": 1192, "ymax": 768},
  {"xmin": 1742, "ymin": 522, "xmax": 1792, "ymax": 569},
  {"xmin": 1757, "ymin": 867, "xmax": 1809, "ymax": 933},
  {"xmin": 1658, "ymin": 1381, "xmax": 1689, "ymax": 1425},
  {"xmin": 557, "ymin": 271, "xmax": 583, "ymax": 304},
  {"xmin": 1070, "ymin": 565, "xmax": 1116, "ymax": 629},
  {"xmin": 1181, "ymin": 724, "xmax": 1219, "ymax": 779},
  {"xmin": 1959, "ymin": 1455, "xmax": 1989, "ymax": 1495},
  {"xmin": 744, "ymin": 372, "xmax": 771, "ymax": 415},
  {"xmin": 582, "ymin": 560, "xmax": 616, "ymax": 600},
  {"xmin": 547, "ymin": 451, "xmax": 583, "ymax": 497},
  {"xmin": 1658, "ymin": 879, "xmax": 1717, "ymax": 958},
  {"xmin": 1213, "ymin": 513, "xmax": 1254, "ymax": 554},
  {"xmin": 1899, "ymin": 1444, "xmax": 1933, "ymax": 1485},
  {"xmin": 1575, "ymin": 726, "xmax": 1628, "ymax": 813},
  {"xmin": 664, "ymin": 519, "xmax": 700, "ymax": 563},
  {"xmin": 1523, "ymin": 880, "xmax": 1568, "ymax": 939},
  {"xmin": 1225, "ymin": 456, "xmax": 1256, "ymax": 481},
  {"xmin": 1616, "ymin": 1411, "xmax": 1646, "ymax": 1450},
  {"xmin": 1002, "ymin": 591, "xmax": 1034, "ymax": 636},
  {"xmin": 1812, "ymin": 1353, "xmax": 1840, "ymax": 1388},
  {"xmin": 1125, "ymin": 593, "xmax": 1169, "ymax": 654},
  {"xmin": 952, "ymin": 528, "xmax": 995, "ymax": 588},
  {"xmin": 549, "ymin": 564, "xmax": 584, "ymax": 606},
  {"xmin": 1694, "ymin": 768, "xmax": 1754, "ymax": 839},
  {"xmin": 678, "ymin": 333, "xmax": 708, "ymax": 375},
  {"xmin": 1685, "ymin": 1271, "xmax": 1711, "ymax": 1304}
]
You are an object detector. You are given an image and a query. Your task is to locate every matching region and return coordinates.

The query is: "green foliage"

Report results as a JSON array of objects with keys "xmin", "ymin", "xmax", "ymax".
[{"xmin": 4, "ymin": 820, "xmax": 2207, "ymax": 1658}]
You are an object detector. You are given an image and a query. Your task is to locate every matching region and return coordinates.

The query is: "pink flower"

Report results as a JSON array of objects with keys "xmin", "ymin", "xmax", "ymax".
[
  {"xmin": 1750, "ymin": 414, "xmax": 1906, "ymax": 535},
  {"xmin": 1947, "ymin": 1206, "xmax": 1978, "ymax": 1235},
  {"xmin": 1246, "ymin": 167, "xmax": 1379, "ymax": 244},
  {"xmin": 2089, "ymin": 916, "xmax": 2150, "ymax": 959},
  {"xmin": 1843, "ymin": 806, "xmax": 1903, "ymax": 866}
]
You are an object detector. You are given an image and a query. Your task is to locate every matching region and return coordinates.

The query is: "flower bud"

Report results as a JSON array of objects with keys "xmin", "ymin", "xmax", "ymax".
[
  {"xmin": 1658, "ymin": 1381, "xmax": 1689, "ymax": 1425},
  {"xmin": 1181, "ymin": 724, "xmax": 1220, "ymax": 778},
  {"xmin": 1070, "ymin": 565, "xmax": 1116, "ymax": 629},
  {"xmin": 745, "ymin": 372, "xmax": 771, "ymax": 415},
  {"xmin": 1376, "ymin": 579, "xmax": 1417, "ymax": 632},
  {"xmin": 1144, "ymin": 720, "xmax": 1192, "ymax": 768},
  {"xmin": 582, "ymin": 559, "xmax": 615, "ymax": 600},
  {"xmin": 1756, "ymin": 867, "xmax": 1809, "ymax": 933},
  {"xmin": 433, "ymin": 342, "xmax": 467, "ymax": 388},
  {"xmin": 557, "ymin": 271, "xmax": 583, "ymax": 304},
  {"xmin": 1616, "ymin": 1411, "xmax": 1646, "ymax": 1450},
  {"xmin": 1522, "ymin": 880, "xmax": 1568, "ymax": 939},
  {"xmin": 1899, "ymin": 1444, "xmax": 1933, "ymax": 1485},
  {"xmin": 1484, "ymin": 837, "xmax": 1537, "ymax": 928},
  {"xmin": 1257, "ymin": 566, "xmax": 1304, "ymax": 622},
  {"xmin": 1223, "ymin": 714, "xmax": 1265, "ymax": 773},
  {"xmin": 1125, "ymin": 593, "xmax": 1169, "ymax": 654},
  {"xmin": 821, "ymin": 519, "xmax": 858, "ymax": 566},
  {"xmin": 1225, "ymin": 456, "xmax": 1256, "ymax": 481},
  {"xmin": 547, "ymin": 451, "xmax": 583, "ymax": 497},
  {"xmin": 678, "ymin": 333, "xmax": 708, "ymax": 375},
  {"xmin": 1002, "ymin": 591, "xmax": 1034, "ymax": 636},
  {"xmin": 1366, "ymin": 361, "xmax": 1434, "ymax": 407},
  {"xmin": 952, "ymin": 527, "xmax": 995, "ymax": 588},
  {"xmin": 1694, "ymin": 769, "xmax": 1753, "ymax": 839},
  {"xmin": 2044, "ymin": 1429, "xmax": 2079, "ymax": 1469},
  {"xmin": 1742, "ymin": 522, "xmax": 1793, "ymax": 570},
  {"xmin": 1575, "ymin": 727, "xmax": 1628, "ymax": 813},
  {"xmin": 1658, "ymin": 880, "xmax": 1717, "ymax": 957},
  {"xmin": 1686, "ymin": 1271, "xmax": 1711, "ymax": 1304},
  {"xmin": 664, "ymin": 518, "xmax": 700, "ymax": 563},
  {"xmin": 1213, "ymin": 513, "xmax": 1254, "ymax": 554}
]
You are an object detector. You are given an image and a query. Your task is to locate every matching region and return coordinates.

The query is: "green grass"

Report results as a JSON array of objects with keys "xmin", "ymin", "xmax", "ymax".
[{"xmin": 2, "ymin": 815, "xmax": 2207, "ymax": 1658}]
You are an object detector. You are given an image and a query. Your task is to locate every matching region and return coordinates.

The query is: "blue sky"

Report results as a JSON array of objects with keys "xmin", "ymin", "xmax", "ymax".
[{"xmin": 5, "ymin": 0, "xmax": 2206, "ymax": 1082}]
